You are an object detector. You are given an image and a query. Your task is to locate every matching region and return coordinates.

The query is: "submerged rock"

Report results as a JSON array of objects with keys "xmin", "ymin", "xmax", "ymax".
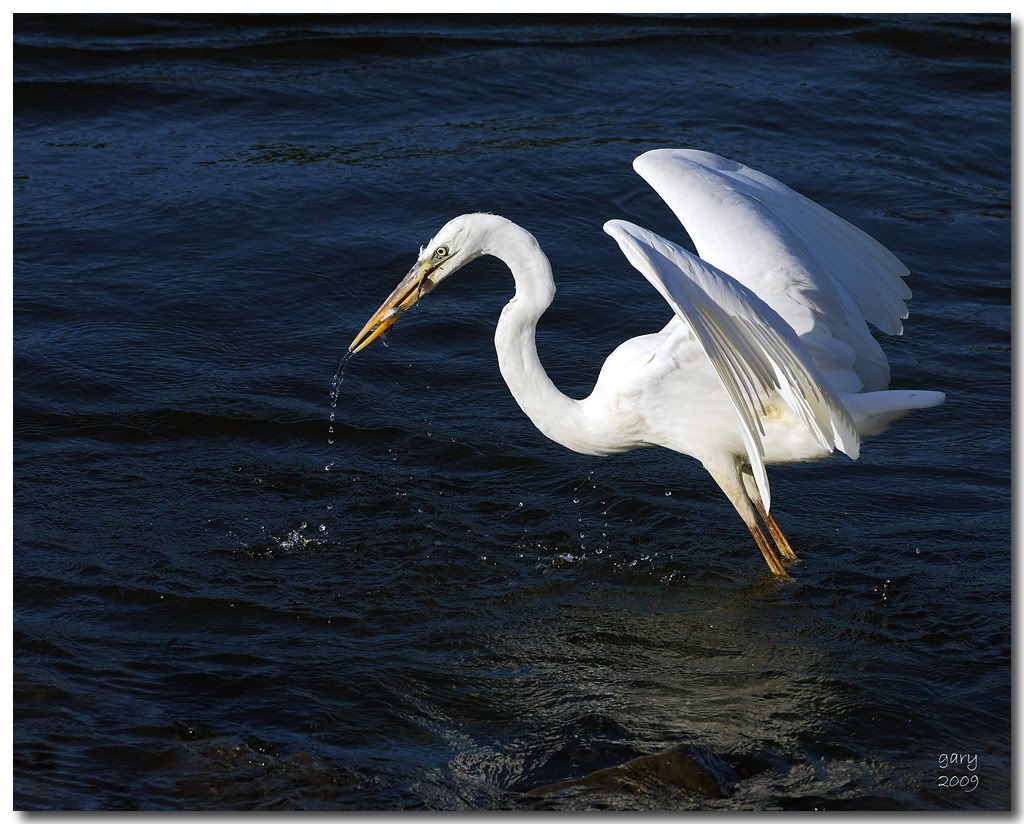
[{"xmin": 527, "ymin": 743, "xmax": 741, "ymax": 799}]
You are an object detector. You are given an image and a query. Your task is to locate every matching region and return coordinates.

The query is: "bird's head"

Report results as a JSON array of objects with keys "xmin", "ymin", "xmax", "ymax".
[{"xmin": 349, "ymin": 214, "xmax": 492, "ymax": 354}]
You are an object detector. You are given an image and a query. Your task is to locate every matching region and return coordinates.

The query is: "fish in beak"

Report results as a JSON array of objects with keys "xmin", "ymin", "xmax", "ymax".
[{"xmin": 348, "ymin": 259, "xmax": 441, "ymax": 354}]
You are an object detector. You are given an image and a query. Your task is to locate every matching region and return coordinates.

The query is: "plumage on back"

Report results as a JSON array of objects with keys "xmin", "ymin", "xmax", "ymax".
[{"xmin": 633, "ymin": 149, "xmax": 912, "ymax": 393}]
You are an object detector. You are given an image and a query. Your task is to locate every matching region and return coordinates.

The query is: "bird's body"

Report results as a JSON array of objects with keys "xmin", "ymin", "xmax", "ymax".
[
  {"xmin": 349, "ymin": 149, "xmax": 945, "ymax": 576},
  {"xmin": 586, "ymin": 323, "xmax": 827, "ymax": 464},
  {"xmin": 486, "ymin": 217, "xmax": 832, "ymax": 464}
]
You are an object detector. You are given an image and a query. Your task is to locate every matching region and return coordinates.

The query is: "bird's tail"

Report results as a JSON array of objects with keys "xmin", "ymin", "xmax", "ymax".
[{"xmin": 842, "ymin": 389, "xmax": 945, "ymax": 438}]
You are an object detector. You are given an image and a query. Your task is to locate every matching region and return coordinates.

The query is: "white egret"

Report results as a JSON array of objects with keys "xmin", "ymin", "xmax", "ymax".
[{"xmin": 348, "ymin": 149, "xmax": 944, "ymax": 576}]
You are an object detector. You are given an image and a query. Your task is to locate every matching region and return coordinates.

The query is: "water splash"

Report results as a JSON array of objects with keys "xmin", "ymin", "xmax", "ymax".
[{"xmin": 241, "ymin": 521, "xmax": 327, "ymax": 560}]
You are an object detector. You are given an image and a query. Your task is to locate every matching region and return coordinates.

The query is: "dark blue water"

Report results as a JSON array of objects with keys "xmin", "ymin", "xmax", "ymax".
[{"xmin": 14, "ymin": 14, "xmax": 1009, "ymax": 810}]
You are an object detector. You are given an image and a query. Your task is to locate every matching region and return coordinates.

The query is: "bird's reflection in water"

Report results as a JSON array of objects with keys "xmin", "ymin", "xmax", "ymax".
[{"xmin": 439, "ymin": 583, "xmax": 861, "ymax": 808}]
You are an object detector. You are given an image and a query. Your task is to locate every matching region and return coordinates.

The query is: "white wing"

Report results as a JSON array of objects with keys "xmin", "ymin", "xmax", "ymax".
[
  {"xmin": 633, "ymin": 149, "xmax": 912, "ymax": 393},
  {"xmin": 604, "ymin": 219, "xmax": 860, "ymax": 511}
]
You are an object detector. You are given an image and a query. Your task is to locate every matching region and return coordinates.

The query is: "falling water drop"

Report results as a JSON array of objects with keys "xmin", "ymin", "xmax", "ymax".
[
  {"xmin": 328, "ymin": 352, "xmax": 355, "ymax": 445},
  {"xmin": 330, "ymin": 352, "xmax": 353, "ymax": 402}
]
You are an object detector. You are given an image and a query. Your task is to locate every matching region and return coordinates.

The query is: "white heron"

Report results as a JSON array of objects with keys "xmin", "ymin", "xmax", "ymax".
[{"xmin": 348, "ymin": 149, "xmax": 944, "ymax": 577}]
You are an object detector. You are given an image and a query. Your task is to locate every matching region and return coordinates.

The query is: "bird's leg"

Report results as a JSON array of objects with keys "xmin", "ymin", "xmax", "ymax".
[
  {"xmin": 754, "ymin": 500, "xmax": 798, "ymax": 562},
  {"xmin": 740, "ymin": 467, "xmax": 798, "ymax": 563},
  {"xmin": 704, "ymin": 458, "xmax": 789, "ymax": 578},
  {"xmin": 748, "ymin": 521, "xmax": 788, "ymax": 577}
]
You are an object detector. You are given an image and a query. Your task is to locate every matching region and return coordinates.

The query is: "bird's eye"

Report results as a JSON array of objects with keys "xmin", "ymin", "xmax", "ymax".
[{"xmin": 434, "ymin": 246, "xmax": 449, "ymax": 259}]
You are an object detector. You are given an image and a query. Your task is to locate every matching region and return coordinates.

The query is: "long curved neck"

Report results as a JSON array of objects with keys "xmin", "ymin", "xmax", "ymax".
[{"xmin": 480, "ymin": 219, "xmax": 597, "ymax": 455}]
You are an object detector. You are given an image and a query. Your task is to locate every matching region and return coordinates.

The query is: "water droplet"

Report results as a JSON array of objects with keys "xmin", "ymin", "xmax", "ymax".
[
  {"xmin": 573, "ymin": 497, "xmax": 580, "ymax": 504},
  {"xmin": 665, "ymin": 490, "xmax": 672, "ymax": 496},
  {"xmin": 318, "ymin": 524, "xmax": 327, "ymax": 533}
]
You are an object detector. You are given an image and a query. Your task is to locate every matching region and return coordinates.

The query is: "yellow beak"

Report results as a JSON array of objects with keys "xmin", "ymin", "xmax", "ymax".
[{"xmin": 348, "ymin": 261, "xmax": 437, "ymax": 354}]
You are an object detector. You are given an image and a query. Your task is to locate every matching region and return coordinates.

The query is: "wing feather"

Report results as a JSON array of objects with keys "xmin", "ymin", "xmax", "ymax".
[
  {"xmin": 605, "ymin": 219, "xmax": 860, "ymax": 511},
  {"xmin": 632, "ymin": 149, "xmax": 911, "ymax": 392}
]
